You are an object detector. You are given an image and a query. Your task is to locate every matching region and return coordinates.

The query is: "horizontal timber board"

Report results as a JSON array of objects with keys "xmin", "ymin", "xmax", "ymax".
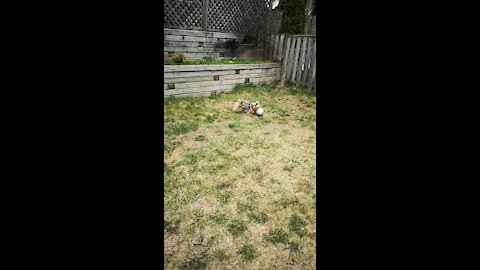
[
  {"xmin": 164, "ymin": 47, "xmax": 260, "ymax": 53},
  {"xmin": 164, "ymin": 28, "xmax": 247, "ymax": 39},
  {"xmin": 165, "ymin": 76, "xmax": 280, "ymax": 89},
  {"xmin": 164, "ymin": 35, "xmax": 244, "ymax": 42},
  {"xmin": 164, "ymin": 72, "xmax": 280, "ymax": 85},
  {"xmin": 164, "ymin": 78, "xmax": 278, "ymax": 96},
  {"xmin": 164, "ymin": 63, "xmax": 280, "ymax": 72},
  {"xmin": 164, "ymin": 41, "xmax": 257, "ymax": 48},
  {"xmin": 164, "ymin": 68, "xmax": 280, "ymax": 79},
  {"xmin": 164, "ymin": 91, "xmax": 212, "ymax": 98}
]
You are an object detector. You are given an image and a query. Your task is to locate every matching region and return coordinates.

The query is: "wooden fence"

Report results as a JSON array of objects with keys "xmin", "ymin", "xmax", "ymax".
[
  {"xmin": 265, "ymin": 34, "xmax": 316, "ymax": 91},
  {"xmin": 164, "ymin": 28, "xmax": 263, "ymax": 60},
  {"xmin": 164, "ymin": 63, "xmax": 280, "ymax": 98}
]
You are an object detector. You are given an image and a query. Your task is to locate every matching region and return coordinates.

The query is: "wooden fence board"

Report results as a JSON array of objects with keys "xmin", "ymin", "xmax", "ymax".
[
  {"xmin": 277, "ymin": 35, "xmax": 285, "ymax": 62},
  {"xmin": 286, "ymin": 37, "xmax": 296, "ymax": 81},
  {"xmin": 302, "ymin": 37, "xmax": 315, "ymax": 85},
  {"xmin": 165, "ymin": 72, "xmax": 280, "ymax": 87},
  {"xmin": 164, "ymin": 63, "xmax": 280, "ymax": 72},
  {"xmin": 296, "ymin": 36, "xmax": 308, "ymax": 85},
  {"xmin": 281, "ymin": 37, "xmax": 291, "ymax": 81},
  {"xmin": 291, "ymin": 37, "xmax": 302, "ymax": 82},
  {"xmin": 308, "ymin": 39, "xmax": 317, "ymax": 90}
]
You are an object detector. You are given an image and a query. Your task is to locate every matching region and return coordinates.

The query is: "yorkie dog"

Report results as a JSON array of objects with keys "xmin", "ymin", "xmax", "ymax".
[{"xmin": 232, "ymin": 100, "xmax": 260, "ymax": 114}]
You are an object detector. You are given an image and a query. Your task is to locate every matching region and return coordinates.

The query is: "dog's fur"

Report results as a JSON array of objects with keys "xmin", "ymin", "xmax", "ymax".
[{"xmin": 232, "ymin": 100, "xmax": 260, "ymax": 114}]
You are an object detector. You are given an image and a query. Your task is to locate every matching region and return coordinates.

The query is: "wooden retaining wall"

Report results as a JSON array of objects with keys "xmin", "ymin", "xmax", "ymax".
[
  {"xmin": 164, "ymin": 28, "xmax": 263, "ymax": 60},
  {"xmin": 265, "ymin": 34, "xmax": 316, "ymax": 91},
  {"xmin": 164, "ymin": 63, "xmax": 280, "ymax": 98}
]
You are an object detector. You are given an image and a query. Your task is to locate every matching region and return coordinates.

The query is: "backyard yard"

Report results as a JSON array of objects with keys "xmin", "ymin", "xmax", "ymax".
[{"xmin": 164, "ymin": 82, "xmax": 316, "ymax": 269}]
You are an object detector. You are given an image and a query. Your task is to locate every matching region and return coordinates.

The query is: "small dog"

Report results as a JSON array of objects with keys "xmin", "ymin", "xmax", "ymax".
[{"xmin": 232, "ymin": 100, "xmax": 260, "ymax": 114}]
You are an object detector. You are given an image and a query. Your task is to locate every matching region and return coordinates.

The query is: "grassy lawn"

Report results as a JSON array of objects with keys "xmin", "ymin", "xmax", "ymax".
[{"xmin": 164, "ymin": 82, "xmax": 316, "ymax": 269}]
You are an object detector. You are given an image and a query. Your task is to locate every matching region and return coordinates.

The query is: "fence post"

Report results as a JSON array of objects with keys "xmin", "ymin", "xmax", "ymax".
[
  {"xmin": 291, "ymin": 37, "xmax": 302, "ymax": 82},
  {"xmin": 308, "ymin": 39, "xmax": 316, "ymax": 90}
]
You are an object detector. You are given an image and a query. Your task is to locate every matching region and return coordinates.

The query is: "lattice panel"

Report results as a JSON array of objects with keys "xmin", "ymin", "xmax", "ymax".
[
  {"xmin": 164, "ymin": 0, "xmax": 204, "ymax": 30},
  {"xmin": 207, "ymin": 0, "xmax": 271, "ymax": 34},
  {"xmin": 164, "ymin": 0, "xmax": 272, "ymax": 35}
]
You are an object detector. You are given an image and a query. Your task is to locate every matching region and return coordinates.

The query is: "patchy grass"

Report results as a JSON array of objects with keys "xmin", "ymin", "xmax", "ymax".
[
  {"xmin": 164, "ymin": 83, "xmax": 316, "ymax": 269},
  {"xmin": 238, "ymin": 244, "xmax": 257, "ymax": 261}
]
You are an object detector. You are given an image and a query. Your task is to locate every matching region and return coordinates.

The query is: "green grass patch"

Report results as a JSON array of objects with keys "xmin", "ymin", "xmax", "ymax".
[
  {"xmin": 216, "ymin": 190, "xmax": 233, "ymax": 205},
  {"xmin": 194, "ymin": 135, "xmax": 207, "ymax": 141},
  {"xmin": 288, "ymin": 214, "xmax": 307, "ymax": 237},
  {"xmin": 263, "ymin": 228, "xmax": 289, "ymax": 244},
  {"xmin": 238, "ymin": 244, "xmax": 257, "ymax": 261},
  {"xmin": 247, "ymin": 211, "xmax": 268, "ymax": 224},
  {"xmin": 227, "ymin": 220, "xmax": 247, "ymax": 237},
  {"xmin": 210, "ymin": 211, "xmax": 228, "ymax": 225}
]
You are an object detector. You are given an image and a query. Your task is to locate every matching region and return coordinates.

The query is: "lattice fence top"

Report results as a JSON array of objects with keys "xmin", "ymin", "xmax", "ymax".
[{"xmin": 164, "ymin": 0, "xmax": 273, "ymax": 36}]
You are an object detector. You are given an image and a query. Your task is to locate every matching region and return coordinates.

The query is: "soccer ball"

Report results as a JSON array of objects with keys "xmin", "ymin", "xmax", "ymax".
[{"xmin": 256, "ymin": 107, "xmax": 264, "ymax": 116}]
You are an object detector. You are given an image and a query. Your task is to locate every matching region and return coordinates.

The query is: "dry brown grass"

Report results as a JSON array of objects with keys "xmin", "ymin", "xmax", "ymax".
[{"xmin": 164, "ymin": 83, "xmax": 316, "ymax": 269}]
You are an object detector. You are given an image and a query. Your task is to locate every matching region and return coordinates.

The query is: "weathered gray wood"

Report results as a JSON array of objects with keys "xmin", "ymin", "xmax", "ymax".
[
  {"xmin": 164, "ymin": 28, "xmax": 248, "ymax": 40},
  {"xmin": 164, "ymin": 63, "xmax": 280, "ymax": 72},
  {"xmin": 168, "ymin": 52, "xmax": 219, "ymax": 60},
  {"xmin": 164, "ymin": 46, "xmax": 260, "ymax": 54},
  {"xmin": 165, "ymin": 91, "xmax": 212, "ymax": 98},
  {"xmin": 288, "ymin": 34, "xmax": 317, "ymax": 37},
  {"xmin": 302, "ymin": 37, "xmax": 315, "ymax": 85},
  {"xmin": 164, "ymin": 77, "xmax": 278, "ymax": 97},
  {"xmin": 291, "ymin": 37, "xmax": 302, "ymax": 82},
  {"xmin": 286, "ymin": 37, "xmax": 297, "ymax": 81},
  {"xmin": 308, "ymin": 39, "xmax": 317, "ymax": 90},
  {"xmin": 164, "ymin": 41, "xmax": 257, "ymax": 48},
  {"xmin": 277, "ymin": 35, "xmax": 285, "ymax": 62},
  {"xmin": 281, "ymin": 37, "xmax": 292, "ymax": 81},
  {"xmin": 301, "ymin": 37, "xmax": 311, "ymax": 85},
  {"xmin": 164, "ymin": 68, "xmax": 281, "ymax": 79},
  {"xmin": 164, "ymin": 35, "xmax": 243, "ymax": 43},
  {"xmin": 164, "ymin": 28, "xmax": 213, "ymax": 38},
  {"xmin": 296, "ymin": 37, "xmax": 308, "ymax": 85},
  {"xmin": 165, "ymin": 72, "xmax": 280, "ymax": 88},
  {"xmin": 273, "ymin": 35, "xmax": 280, "ymax": 61}
]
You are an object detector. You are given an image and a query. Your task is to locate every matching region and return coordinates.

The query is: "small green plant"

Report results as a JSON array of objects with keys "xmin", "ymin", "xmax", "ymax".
[
  {"xmin": 238, "ymin": 244, "xmax": 257, "ymax": 261},
  {"xmin": 216, "ymin": 190, "xmax": 233, "ymax": 205},
  {"xmin": 288, "ymin": 214, "xmax": 307, "ymax": 237},
  {"xmin": 247, "ymin": 212, "xmax": 268, "ymax": 224},
  {"xmin": 263, "ymin": 228, "xmax": 289, "ymax": 244},
  {"xmin": 211, "ymin": 211, "xmax": 228, "ymax": 224},
  {"xmin": 194, "ymin": 135, "xmax": 207, "ymax": 141},
  {"xmin": 205, "ymin": 115, "xmax": 215, "ymax": 123},
  {"xmin": 214, "ymin": 250, "xmax": 229, "ymax": 261},
  {"xmin": 227, "ymin": 220, "xmax": 247, "ymax": 237}
]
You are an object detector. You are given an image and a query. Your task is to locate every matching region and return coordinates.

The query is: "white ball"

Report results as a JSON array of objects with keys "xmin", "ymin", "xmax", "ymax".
[{"xmin": 256, "ymin": 107, "xmax": 264, "ymax": 116}]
